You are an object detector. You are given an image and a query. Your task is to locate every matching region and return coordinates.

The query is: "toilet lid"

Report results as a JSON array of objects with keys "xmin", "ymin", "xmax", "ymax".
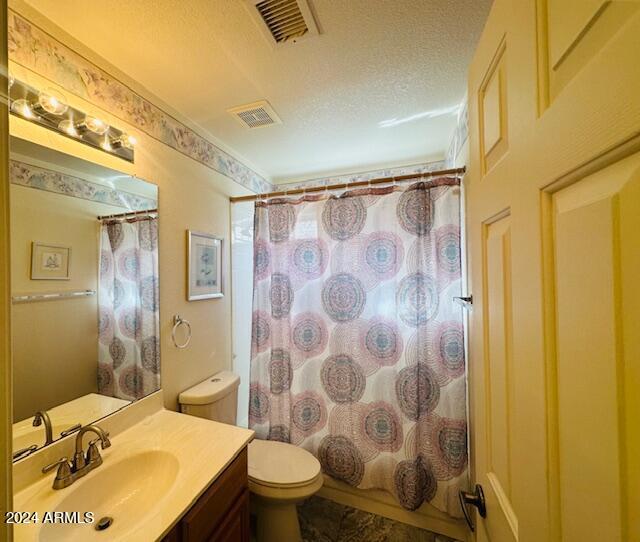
[{"xmin": 248, "ymin": 439, "xmax": 321, "ymax": 488}]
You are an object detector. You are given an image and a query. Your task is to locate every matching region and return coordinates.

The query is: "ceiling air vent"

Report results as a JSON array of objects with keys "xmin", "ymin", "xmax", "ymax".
[
  {"xmin": 227, "ymin": 100, "xmax": 282, "ymax": 129},
  {"xmin": 247, "ymin": 0, "xmax": 319, "ymax": 45}
]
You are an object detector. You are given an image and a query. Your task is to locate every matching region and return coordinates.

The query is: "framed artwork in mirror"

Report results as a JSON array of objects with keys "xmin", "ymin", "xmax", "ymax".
[
  {"xmin": 31, "ymin": 242, "xmax": 71, "ymax": 280},
  {"xmin": 187, "ymin": 231, "xmax": 223, "ymax": 300}
]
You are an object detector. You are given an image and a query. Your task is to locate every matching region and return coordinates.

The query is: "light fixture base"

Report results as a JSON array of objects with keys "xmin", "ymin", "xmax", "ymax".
[{"xmin": 9, "ymin": 79, "xmax": 135, "ymax": 163}]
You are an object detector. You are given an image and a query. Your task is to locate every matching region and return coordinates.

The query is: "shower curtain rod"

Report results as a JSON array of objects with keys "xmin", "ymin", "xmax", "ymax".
[
  {"xmin": 97, "ymin": 208, "xmax": 158, "ymax": 221},
  {"xmin": 230, "ymin": 166, "xmax": 465, "ymax": 203}
]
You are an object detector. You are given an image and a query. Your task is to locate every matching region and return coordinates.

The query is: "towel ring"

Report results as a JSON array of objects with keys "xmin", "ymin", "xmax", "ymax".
[{"xmin": 171, "ymin": 314, "xmax": 192, "ymax": 349}]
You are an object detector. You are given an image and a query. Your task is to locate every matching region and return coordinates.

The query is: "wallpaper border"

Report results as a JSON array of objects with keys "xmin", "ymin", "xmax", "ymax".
[
  {"xmin": 10, "ymin": 159, "xmax": 157, "ymax": 211},
  {"xmin": 277, "ymin": 160, "xmax": 448, "ymax": 191},
  {"xmin": 7, "ymin": 10, "xmax": 273, "ymax": 194}
]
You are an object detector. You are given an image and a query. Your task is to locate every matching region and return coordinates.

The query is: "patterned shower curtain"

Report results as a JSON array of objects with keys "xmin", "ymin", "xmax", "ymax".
[
  {"xmin": 249, "ymin": 178, "xmax": 468, "ymax": 516},
  {"xmin": 98, "ymin": 217, "xmax": 160, "ymax": 400}
]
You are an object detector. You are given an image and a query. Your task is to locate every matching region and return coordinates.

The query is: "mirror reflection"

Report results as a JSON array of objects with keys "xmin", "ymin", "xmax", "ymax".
[{"xmin": 10, "ymin": 137, "xmax": 160, "ymax": 461}]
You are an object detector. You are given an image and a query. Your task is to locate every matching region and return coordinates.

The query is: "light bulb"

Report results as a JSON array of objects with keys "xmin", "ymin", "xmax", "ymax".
[
  {"xmin": 111, "ymin": 132, "xmax": 137, "ymax": 150},
  {"xmin": 11, "ymin": 99, "xmax": 35, "ymax": 119},
  {"xmin": 37, "ymin": 90, "xmax": 68, "ymax": 116},
  {"xmin": 58, "ymin": 119, "xmax": 80, "ymax": 137},
  {"xmin": 83, "ymin": 115, "xmax": 109, "ymax": 135},
  {"xmin": 101, "ymin": 136, "xmax": 112, "ymax": 152},
  {"xmin": 125, "ymin": 133, "xmax": 137, "ymax": 147}
]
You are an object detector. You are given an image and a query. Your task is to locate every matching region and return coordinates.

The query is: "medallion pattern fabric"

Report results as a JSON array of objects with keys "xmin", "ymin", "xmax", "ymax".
[
  {"xmin": 249, "ymin": 179, "xmax": 467, "ymax": 517},
  {"xmin": 98, "ymin": 217, "xmax": 160, "ymax": 400}
]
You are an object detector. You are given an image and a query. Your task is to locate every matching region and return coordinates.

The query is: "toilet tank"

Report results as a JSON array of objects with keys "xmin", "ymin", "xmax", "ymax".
[{"xmin": 178, "ymin": 371, "xmax": 240, "ymax": 425}]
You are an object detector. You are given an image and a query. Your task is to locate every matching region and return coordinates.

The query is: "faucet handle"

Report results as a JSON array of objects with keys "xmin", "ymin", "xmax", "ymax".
[
  {"xmin": 60, "ymin": 423, "xmax": 81, "ymax": 437},
  {"xmin": 86, "ymin": 439, "xmax": 104, "ymax": 466},
  {"xmin": 42, "ymin": 457, "xmax": 74, "ymax": 490},
  {"xmin": 95, "ymin": 431, "xmax": 111, "ymax": 449},
  {"xmin": 42, "ymin": 457, "xmax": 71, "ymax": 476},
  {"xmin": 13, "ymin": 444, "xmax": 38, "ymax": 461}
]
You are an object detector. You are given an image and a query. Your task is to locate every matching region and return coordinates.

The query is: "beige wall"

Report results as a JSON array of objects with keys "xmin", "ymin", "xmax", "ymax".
[
  {"xmin": 8, "ymin": 7, "xmax": 250, "ymax": 413},
  {"xmin": 156, "ymin": 162, "xmax": 233, "ymax": 411}
]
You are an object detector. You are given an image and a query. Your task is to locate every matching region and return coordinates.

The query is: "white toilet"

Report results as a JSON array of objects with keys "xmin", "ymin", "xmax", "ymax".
[{"xmin": 179, "ymin": 371, "xmax": 323, "ymax": 542}]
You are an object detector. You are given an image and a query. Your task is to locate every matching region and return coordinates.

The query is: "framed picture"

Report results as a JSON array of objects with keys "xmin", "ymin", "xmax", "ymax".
[
  {"xmin": 187, "ymin": 231, "xmax": 223, "ymax": 300},
  {"xmin": 31, "ymin": 242, "xmax": 71, "ymax": 280}
]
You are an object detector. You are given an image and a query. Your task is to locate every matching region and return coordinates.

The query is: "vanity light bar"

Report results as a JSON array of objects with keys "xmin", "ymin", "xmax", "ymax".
[{"xmin": 8, "ymin": 78, "xmax": 135, "ymax": 163}]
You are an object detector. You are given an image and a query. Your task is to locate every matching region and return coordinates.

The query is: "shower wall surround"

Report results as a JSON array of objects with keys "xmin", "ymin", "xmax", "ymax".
[{"xmin": 7, "ymin": 10, "xmax": 273, "ymax": 194}]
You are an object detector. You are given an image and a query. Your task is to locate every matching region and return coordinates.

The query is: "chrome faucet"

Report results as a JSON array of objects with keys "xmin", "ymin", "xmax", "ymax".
[
  {"xmin": 42, "ymin": 424, "xmax": 111, "ymax": 490},
  {"xmin": 33, "ymin": 411, "xmax": 53, "ymax": 446}
]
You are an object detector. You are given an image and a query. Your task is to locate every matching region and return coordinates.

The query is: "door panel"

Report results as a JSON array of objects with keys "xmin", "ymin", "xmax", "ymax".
[
  {"xmin": 542, "ymin": 154, "xmax": 640, "ymax": 542},
  {"xmin": 619, "ymin": 167, "xmax": 640, "ymax": 542},
  {"xmin": 553, "ymin": 179, "xmax": 622, "ymax": 541},
  {"xmin": 466, "ymin": 0, "xmax": 640, "ymax": 540},
  {"xmin": 478, "ymin": 213, "xmax": 517, "ymax": 542},
  {"xmin": 546, "ymin": 0, "xmax": 608, "ymax": 66},
  {"xmin": 478, "ymin": 39, "xmax": 508, "ymax": 175},
  {"xmin": 538, "ymin": 0, "xmax": 640, "ymax": 107}
]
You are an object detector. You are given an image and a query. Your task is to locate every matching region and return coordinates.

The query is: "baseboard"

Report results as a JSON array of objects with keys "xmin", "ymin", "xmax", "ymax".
[{"xmin": 317, "ymin": 475, "xmax": 469, "ymax": 542}]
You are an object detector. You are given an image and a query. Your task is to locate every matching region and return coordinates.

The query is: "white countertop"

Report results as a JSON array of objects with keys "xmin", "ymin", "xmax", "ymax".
[{"xmin": 13, "ymin": 409, "xmax": 254, "ymax": 541}]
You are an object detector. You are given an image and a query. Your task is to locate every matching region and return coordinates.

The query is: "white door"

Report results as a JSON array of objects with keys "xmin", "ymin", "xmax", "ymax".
[{"xmin": 464, "ymin": 1, "xmax": 640, "ymax": 541}]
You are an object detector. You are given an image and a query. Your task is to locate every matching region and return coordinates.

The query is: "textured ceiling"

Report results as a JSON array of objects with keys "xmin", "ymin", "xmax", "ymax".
[{"xmin": 23, "ymin": 0, "xmax": 491, "ymax": 183}]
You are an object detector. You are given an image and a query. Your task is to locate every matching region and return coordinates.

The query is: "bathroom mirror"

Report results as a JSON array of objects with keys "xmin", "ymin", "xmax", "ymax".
[{"xmin": 10, "ymin": 137, "xmax": 160, "ymax": 461}]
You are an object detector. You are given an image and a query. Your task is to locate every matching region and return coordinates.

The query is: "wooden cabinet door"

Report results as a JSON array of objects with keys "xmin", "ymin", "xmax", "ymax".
[
  {"xmin": 465, "ymin": 1, "xmax": 640, "ymax": 541},
  {"xmin": 210, "ymin": 489, "xmax": 250, "ymax": 542},
  {"xmin": 181, "ymin": 449, "xmax": 248, "ymax": 541},
  {"xmin": 161, "ymin": 449, "xmax": 249, "ymax": 542}
]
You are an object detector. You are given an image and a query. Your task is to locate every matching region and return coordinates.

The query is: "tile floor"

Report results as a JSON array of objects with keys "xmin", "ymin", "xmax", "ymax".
[{"xmin": 297, "ymin": 496, "xmax": 460, "ymax": 542}]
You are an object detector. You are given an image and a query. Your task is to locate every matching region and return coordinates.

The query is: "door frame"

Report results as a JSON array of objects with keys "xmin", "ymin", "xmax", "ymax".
[{"xmin": 1, "ymin": 0, "xmax": 13, "ymax": 540}]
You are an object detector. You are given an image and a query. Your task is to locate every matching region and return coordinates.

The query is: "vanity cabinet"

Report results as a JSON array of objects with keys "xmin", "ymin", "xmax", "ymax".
[{"xmin": 162, "ymin": 447, "xmax": 250, "ymax": 542}]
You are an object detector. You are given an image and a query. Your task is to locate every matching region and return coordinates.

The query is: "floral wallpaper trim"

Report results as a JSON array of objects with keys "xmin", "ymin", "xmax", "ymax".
[
  {"xmin": 445, "ymin": 100, "xmax": 468, "ymax": 167},
  {"xmin": 7, "ymin": 10, "xmax": 273, "ymax": 194},
  {"xmin": 10, "ymin": 159, "xmax": 157, "ymax": 211},
  {"xmin": 276, "ymin": 160, "xmax": 448, "ymax": 191}
]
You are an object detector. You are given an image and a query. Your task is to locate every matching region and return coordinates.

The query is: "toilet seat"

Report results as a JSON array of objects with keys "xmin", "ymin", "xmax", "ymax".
[{"xmin": 248, "ymin": 439, "xmax": 321, "ymax": 489}]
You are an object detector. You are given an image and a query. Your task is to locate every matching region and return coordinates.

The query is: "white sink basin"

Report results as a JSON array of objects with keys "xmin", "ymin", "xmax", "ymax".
[
  {"xmin": 38, "ymin": 450, "xmax": 179, "ymax": 541},
  {"xmin": 13, "ymin": 409, "xmax": 254, "ymax": 541}
]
